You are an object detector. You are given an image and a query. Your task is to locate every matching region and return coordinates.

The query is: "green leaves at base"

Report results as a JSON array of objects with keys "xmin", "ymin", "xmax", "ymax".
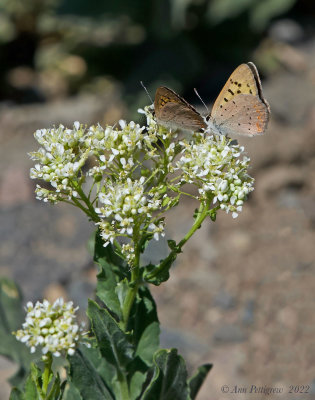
[
  {"xmin": 87, "ymin": 300, "xmax": 134, "ymax": 369},
  {"xmin": 140, "ymin": 350, "xmax": 212, "ymax": 400},
  {"xmin": 68, "ymin": 349, "xmax": 114, "ymax": 400},
  {"xmin": 9, "ymin": 388, "xmax": 23, "ymax": 400},
  {"xmin": 141, "ymin": 349, "xmax": 189, "ymax": 400},
  {"xmin": 129, "ymin": 287, "xmax": 159, "ymax": 365}
]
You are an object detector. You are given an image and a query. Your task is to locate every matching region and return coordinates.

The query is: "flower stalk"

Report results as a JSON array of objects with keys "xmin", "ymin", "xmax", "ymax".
[{"xmin": 41, "ymin": 352, "xmax": 52, "ymax": 397}]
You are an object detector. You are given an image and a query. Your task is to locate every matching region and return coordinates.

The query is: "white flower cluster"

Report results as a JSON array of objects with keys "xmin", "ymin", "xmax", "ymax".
[
  {"xmin": 29, "ymin": 122, "xmax": 88, "ymax": 202},
  {"xmin": 96, "ymin": 176, "xmax": 165, "ymax": 262},
  {"xmin": 29, "ymin": 106, "xmax": 254, "ymax": 264},
  {"xmin": 177, "ymin": 134, "xmax": 254, "ymax": 218},
  {"xmin": 14, "ymin": 298, "xmax": 87, "ymax": 358},
  {"xmin": 85, "ymin": 119, "xmax": 159, "ymax": 179},
  {"xmin": 29, "ymin": 119, "xmax": 159, "ymax": 203}
]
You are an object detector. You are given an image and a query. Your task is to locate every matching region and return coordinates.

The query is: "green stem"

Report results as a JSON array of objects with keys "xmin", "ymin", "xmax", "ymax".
[
  {"xmin": 41, "ymin": 353, "xmax": 52, "ymax": 398},
  {"xmin": 72, "ymin": 182, "xmax": 99, "ymax": 222},
  {"xmin": 177, "ymin": 197, "xmax": 212, "ymax": 248},
  {"xmin": 121, "ymin": 281, "xmax": 139, "ymax": 332},
  {"xmin": 145, "ymin": 196, "xmax": 213, "ymax": 281},
  {"xmin": 117, "ymin": 374, "xmax": 130, "ymax": 400},
  {"xmin": 121, "ymin": 240, "xmax": 141, "ymax": 332}
]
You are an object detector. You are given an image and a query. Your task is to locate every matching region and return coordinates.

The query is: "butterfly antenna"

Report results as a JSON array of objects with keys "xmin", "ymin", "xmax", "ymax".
[
  {"xmin": 194, "ymin": 88, "xmax": 209, "ymax": 114},
  {"xmin": 140, "ymin": 81, "xmax": 154, "ymax": 105}
]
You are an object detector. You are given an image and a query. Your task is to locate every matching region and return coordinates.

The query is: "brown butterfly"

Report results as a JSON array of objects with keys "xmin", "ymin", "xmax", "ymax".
[{"xmin": 154, "ymin": 62, "xmax": 270, "ymax": 136}]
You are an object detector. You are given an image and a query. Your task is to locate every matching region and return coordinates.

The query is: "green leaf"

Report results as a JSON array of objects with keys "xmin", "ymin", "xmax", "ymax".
[
  {"xmin": 47, "ymin": 373, "xmax": 61, "ymax": 400},
  {"xmin": 24, "ymin": 365, "xmax": 40, "ymax": 400},
  {"xmin": 87, "ymin": 300, "xmax": 134, "ymax": 370},
  {"xmin": 94, "ymin": 231, "xmax": 129, "ymax": 319},
  {"xmin": 94, "ymin": 231, "xmax": 127, "ymax": 278},
  {"xmin": 0, "ymin": 278, "xmax": 24, "ymax": 330},
  {"xmin": 138, "ymin": 232, "xmax": 154, "ymax": 254},
  {"xmin": 129, "ymin": 287, "xmax": 159, "ymax": 365},
  {"xmin": 68, "ymin": 349, "xmax": 114, "ymax": 400},
  {"xmin": 61, "ymin": 381, "xmax": 82, "ymax": 400},
  {"xmin": 96, "ymin": 265, "xmax": 122, "ymax": 320},
  {"xmin": 130, "ymin": 370, "xmax": 148, "ymax": 400},
  {"xmin": 188, "ymin": 364, "xmax": 212, "ymax": 399},
  {"xmin": 9, "ymin": 388, "xmax": 24, "ymax": 400},
  {"xmin": 143, "ymin": 252, "xmax": 177, "ymax": 285},
  {"xmin": 167, "ymin": 240, "xmax": 177, "ymax": 251},
  {"xmin": 9, "ymin": 366, "xmax": 32, "ymax": 388},
  {"xmin": 144, "ymin": 265, "xmax": 170, "ymax": 285},
  {"xmin": 115, "ymin": 278, "xmax": 129, "ymax": 311},
  {"xmin": 209, "ymin": 209, "xmax": 216, "ymax": 222},
  {"xmin": 79, "ymin": 341, "xmax": 116, "ymax": 390},
  {"xmin": 127, "ymin": 287, "xmax": 160, "ymax": 399},
  {"xmin": 141, "ymin": 349, "xmax": 189, "ymax": 400},
  {"xmin": 136, "ymin": 322, "xmax": 160, "ymax": 365}
]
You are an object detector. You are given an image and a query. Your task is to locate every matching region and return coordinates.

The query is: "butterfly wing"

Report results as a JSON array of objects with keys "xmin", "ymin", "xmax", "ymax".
[
  {"xmin": 154, "ymin": 86, "xmax": 206, "ymax": 132},
  {"xmin": 208, "ymin": 94, "xmax": 269, "ymax": 137},
  {"xmin": 209, "ymin": 62, "xmax": 270, "ymax": 136}
]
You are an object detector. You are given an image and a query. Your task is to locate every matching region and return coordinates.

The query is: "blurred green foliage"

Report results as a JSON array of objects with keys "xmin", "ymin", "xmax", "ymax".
[{"xmin": 0, "ymin": 0, "xmax": 301, "ymax": 112}]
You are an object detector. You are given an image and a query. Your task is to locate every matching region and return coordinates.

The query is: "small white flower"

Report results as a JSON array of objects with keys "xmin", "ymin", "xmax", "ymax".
[{"xmin": 119, "ymin": 120, "xmax": 126, "ymax": 129}]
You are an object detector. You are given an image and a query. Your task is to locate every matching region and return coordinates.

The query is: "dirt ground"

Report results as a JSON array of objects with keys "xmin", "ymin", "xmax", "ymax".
[{"xmin": 0, "ymin": 39, "xmax": 315, "ymax": 400}]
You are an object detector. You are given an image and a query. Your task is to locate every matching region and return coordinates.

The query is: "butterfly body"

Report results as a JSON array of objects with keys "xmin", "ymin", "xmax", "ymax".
[{"xmin": 154, "ymin": 62, "xmax": 270, "ymax": 137}]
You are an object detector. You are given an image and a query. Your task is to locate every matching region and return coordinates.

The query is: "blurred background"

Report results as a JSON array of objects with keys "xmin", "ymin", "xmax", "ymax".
[{"xmin": 0, "ymin": 0, "xmax": 315, "ymax": 399}]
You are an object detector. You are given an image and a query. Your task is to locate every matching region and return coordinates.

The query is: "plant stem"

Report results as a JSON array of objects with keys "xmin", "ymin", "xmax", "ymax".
[
  {"xmin": 177, "ymin": 197, "xmax": 212, "ymax": 248},
  {"xmin": 145, "ymin": 196, "xmax": 213, "ymax": 281},
  {"xmin": 121, "ymin": 241, "xmax": 141, "ymax": 332},
  {"xmin": 73, "ymin": 182, "xmax": 100, "ymax": 222},
  {"xmin": 41, "ymin": 353, "xmax": 52, "ymax": 398}
]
